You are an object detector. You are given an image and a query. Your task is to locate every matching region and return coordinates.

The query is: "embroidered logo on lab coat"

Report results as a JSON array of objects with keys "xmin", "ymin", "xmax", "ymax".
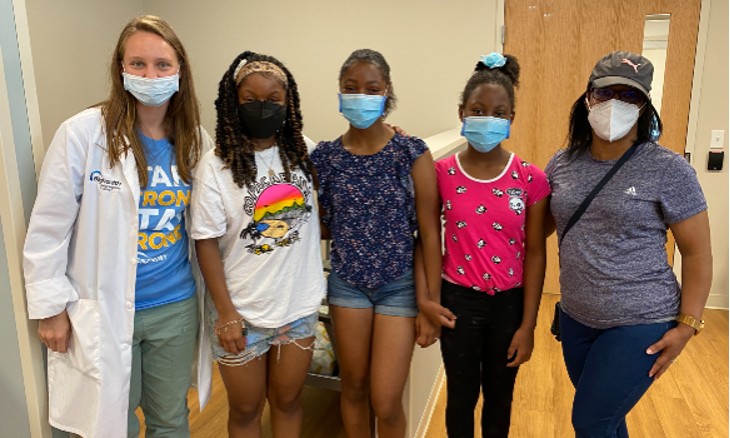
[{"xmin": 89, "ymin": 170, "xmax": 122, "ymax": 192}]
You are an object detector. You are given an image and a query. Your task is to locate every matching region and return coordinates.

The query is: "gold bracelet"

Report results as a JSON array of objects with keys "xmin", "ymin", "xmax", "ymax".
[
  {"xmin": 215, "ymin": 318, "xmax": 245, "ymax": 335},
  {"xmin": 676, "ymin": 313, "xmax": 705, "ymax": 335}
]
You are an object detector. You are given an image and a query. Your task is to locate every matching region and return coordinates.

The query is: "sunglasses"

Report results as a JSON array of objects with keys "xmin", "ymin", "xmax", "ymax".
[{"xmin": 589, "ymin": 88, "xmax": 644, "ymax": 105}]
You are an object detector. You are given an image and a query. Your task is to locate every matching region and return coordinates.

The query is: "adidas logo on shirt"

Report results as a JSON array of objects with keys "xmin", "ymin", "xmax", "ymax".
[{"xmin": 624, "ymin": 186, "xmax": 637, "ymax": 196}]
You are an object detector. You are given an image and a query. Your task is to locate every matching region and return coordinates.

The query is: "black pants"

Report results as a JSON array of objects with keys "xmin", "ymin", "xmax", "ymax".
[{"xmin": 439, "ymin": 280, "xmax": 523, "ymax": 438}]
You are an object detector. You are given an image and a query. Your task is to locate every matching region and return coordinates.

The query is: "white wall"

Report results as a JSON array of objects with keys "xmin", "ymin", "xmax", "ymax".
[
  {"xmin": 685, "ymin": 0, "xmax": 729, "ymax": 308},
  {"xmin": 642, "ymin": 17, "xmax": 669, "ymax": 114},
  {"xmin": 26, "ymin": 1, "xmax": 144, "ymax": 145},
  {"xmin": 28, "ymin": 0, "xmax": 502, "ymax": 145},
  {"xmin": 158, "ymin": 1, "xmax": 502, "ymax": 142}
]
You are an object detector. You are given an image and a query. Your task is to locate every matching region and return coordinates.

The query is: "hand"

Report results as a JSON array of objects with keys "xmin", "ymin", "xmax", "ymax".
[
  {"xmin": 384, "ymin": 123, "xmax": 409, "ymax": 137},
  {"xmin": 646, "ymin": 324, "xmax": 694, "ymax": 379},
  {"xmin": 419, "ymin": 299, "xmax": 457, "ymax": 329},
  {"xmin": 38, "ymin": 309, "xmax": 72, "ymax": 353},
  {"xmin": 506, "ymin": 326, "xmax": 534, "ymax": 367},
  {"xmin": 215, "ymin": 313, "xmax": 247, "ymax": 355},
  {"xmin": 415, "ymin": 312, "xmax": 441, "ymax": 348}
]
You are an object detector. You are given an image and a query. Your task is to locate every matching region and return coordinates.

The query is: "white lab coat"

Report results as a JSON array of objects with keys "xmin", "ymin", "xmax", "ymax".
[{"xmin": 23, "ymin": 108, "xmax": 213, "ymax": 438}]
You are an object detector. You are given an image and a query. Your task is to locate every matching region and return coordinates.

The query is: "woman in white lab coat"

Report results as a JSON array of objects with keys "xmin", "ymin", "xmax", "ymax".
[{"xmin": 23, "ymin": 15, "xmax": 212, "ymax": 438}]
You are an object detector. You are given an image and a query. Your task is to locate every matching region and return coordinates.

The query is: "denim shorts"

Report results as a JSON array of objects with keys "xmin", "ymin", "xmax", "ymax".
[
  {"xmin": 207, "ymin": 303, "xmax": 318, "ymax": 367},
  {"xmin": 327, "ymin": 269, "xmax": 417, "ymax": 317}
]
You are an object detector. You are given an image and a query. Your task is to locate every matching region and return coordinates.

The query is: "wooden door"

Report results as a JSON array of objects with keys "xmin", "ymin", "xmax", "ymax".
[{"xmin": 503, "ymin": 0, "xmax": 702, "ymax": 294}]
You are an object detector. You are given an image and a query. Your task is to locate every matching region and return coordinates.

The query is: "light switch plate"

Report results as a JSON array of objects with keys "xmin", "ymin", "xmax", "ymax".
[{"xmin": 710, "ymin": 130, "xmax": 724, "ymax": 149}]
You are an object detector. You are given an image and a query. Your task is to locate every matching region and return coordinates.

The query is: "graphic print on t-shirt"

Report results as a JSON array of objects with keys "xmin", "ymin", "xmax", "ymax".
[
  {"xmin": 506, "ymin": 188, "xmax": 525, "ymax": 215},
  {"xmin": 136, "ymin": 157, "xmax": 195, "ymax": 309},
  {"xmin": 138, "ymin": 164, "xmax": 189, "ymax": 263},
  {"xmin": 240, "ymin": 173, "xmax": 313, "ymax": 255}
]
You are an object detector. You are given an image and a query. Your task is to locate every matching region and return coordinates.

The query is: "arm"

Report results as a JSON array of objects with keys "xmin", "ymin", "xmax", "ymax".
[
  {"xmin": 195, "ymin": 238, "xmax": 247, "ymax": 354},
  {"xmin": 411, "ymin": 151, "xmax": 443, "ymax": 308},
  {"xmin": 415, "ymin": 237, "xmax": 456, "ymax": 327},
  {"xmin": 24, "ymin": 120, "xmax": 88, "ymax": 351},
  {"xmin": 412, "ymin": 152, "xmax": 455, "ymax": 346},
  {"xmin": 414, "ymin": 240, "xmax": 438, "ymax": 347},
  {"xmin": 507, "ymin": 197, "xmax": 549, "ymax": 367},
  {"xmin": 543, "ymin": 157, "xmax": 557, "ymax": 238},
  {"xmin": 545, "ymin": 196, "xmax": 556, "ymax": 237},
  {"xmin": 647, "ymin": 210, "xmax": 712, "ymax": 379},
  {"xmin": 414, "ymin": 240, "xmax": 455, "ymax": 347},
  {"xmin": 312, "ymin": 169, "xmax": 331, "ymax": 240}
]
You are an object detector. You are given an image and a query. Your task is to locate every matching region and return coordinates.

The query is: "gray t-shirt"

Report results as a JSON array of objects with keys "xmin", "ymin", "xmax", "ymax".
[{"xmin": 546, "ymin": 142, "xmax": 707, "ymax": 329}]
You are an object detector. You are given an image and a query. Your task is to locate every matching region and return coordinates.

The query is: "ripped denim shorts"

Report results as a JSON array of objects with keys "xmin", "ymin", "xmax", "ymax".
[{"xmin": 207, "ymin": 299, "xmax": 318, "ymax": 367}]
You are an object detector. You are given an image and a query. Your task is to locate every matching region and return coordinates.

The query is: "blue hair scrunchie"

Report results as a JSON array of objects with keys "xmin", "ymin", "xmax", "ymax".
[{"xmin": 480, "ymin": 52, "xmax": 506, "ymax": 69}]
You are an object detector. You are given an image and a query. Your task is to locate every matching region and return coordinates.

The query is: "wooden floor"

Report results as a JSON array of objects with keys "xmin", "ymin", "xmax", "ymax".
[
  {"xmin": 139, "ymin": 294, "xmax": 728, "ymax": 437},
  {"xmin": 138, "ymin": 364, "xmax": 347, "ymax": 438},
  {"xmin": 423, "ymin": 294, "xmax": 729, "ymax": 438}
]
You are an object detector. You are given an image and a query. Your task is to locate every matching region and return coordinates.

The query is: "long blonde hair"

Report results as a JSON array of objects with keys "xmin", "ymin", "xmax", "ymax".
[{"xmin": 102, "ymin": 15, "xmax": 201, "ymax": 187}]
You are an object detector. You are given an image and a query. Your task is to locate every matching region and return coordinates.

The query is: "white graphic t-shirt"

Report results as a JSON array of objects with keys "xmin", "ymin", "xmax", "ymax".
[{"xmin": 190, "ymin": 144, "xmax": 325, "ymax": 328}]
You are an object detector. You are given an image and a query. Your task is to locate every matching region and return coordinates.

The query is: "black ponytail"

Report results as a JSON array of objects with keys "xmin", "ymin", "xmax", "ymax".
[{"xmin": 460, "ymin": 54, "xmax": 521, "ymax": 110}]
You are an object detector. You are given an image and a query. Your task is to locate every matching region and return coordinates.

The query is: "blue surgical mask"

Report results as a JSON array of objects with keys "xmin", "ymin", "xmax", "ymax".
[
  {"xmin": 461, "ymin": 116, "xmax": 511, "ymax": 153},
  {"xmin": 338, "ymin": 93, "xmax": 386, "ymax": 129},
  {"xmin": 123, "ymin": 71, "xmax": 179, "ymax": 107}
]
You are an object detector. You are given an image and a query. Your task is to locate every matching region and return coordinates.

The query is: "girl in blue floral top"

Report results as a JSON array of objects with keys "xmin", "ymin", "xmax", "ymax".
[{"xmin": 310, "ymin": 48, "xmax": 442, "ymax": 437}]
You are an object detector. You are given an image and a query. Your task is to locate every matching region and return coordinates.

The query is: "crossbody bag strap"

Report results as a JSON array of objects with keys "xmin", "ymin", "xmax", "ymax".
[{"xmin": 558, "ymin": 142, "xmax": 640, "ymax": 247}]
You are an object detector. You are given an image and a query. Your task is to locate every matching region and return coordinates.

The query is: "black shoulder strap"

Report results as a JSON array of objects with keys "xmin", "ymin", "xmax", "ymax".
[{"xmin": 559, "ymin": 142, "xmax": 639, "ymax": 246}]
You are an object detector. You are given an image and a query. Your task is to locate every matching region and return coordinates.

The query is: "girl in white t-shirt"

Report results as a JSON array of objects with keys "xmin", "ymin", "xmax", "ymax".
[{"xmin": 191, "ymin": 51, "xmax": 326, "ymax": 437}]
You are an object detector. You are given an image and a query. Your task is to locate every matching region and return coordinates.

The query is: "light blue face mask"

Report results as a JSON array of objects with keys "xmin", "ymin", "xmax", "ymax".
[
  {"xmin": 338, "ymin": 93, "xmax": 386, "ymax": 129},
  {"xmin": 461, "ymin": 116, "xmax": 511, "ymax": 153},
  {"xmin": 123, "ymin": 71, "xmax": 179, "ymax": 107}
]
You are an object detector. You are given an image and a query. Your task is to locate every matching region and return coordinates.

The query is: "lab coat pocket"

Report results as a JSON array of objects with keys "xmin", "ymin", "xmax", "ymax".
[
  {"xmin": 62, "ymin": 298, "xmax": 102, "ymax": 380},
  {"xmin": 47, "ymin": 352, "xmax": 100, "ymax": 433}
]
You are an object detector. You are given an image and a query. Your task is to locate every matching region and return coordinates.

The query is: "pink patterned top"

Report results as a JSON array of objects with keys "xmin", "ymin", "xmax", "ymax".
[{"xmin": 436, "ymin": 152, "xmax": 550, "ymax": 294}]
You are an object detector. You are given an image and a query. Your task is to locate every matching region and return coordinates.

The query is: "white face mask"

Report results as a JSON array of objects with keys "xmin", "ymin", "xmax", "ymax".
[
  {"xmin": 123, "ymin": 71, "xmax": 179, "ymax": 107},
  {"xmin": 586, "ymin": 99, "xmax": 641, "ymax": 142}
]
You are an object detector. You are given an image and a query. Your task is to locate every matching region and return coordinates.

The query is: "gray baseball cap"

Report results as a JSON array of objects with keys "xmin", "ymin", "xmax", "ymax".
[{"xmin": 588, "ymin": 51, "xmax": 653, "ymax": 98}]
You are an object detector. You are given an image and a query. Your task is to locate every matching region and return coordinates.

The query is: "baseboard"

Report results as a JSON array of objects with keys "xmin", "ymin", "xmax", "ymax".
[{"xmin": 706, "ymin": 292, "xmax": 729, "ymax": 310}]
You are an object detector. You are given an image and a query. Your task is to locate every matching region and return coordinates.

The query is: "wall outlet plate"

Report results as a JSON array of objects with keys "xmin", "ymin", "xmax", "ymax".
[{"xmin": 710, "ymin": 130, "xmax": 725, "ymax": 149}]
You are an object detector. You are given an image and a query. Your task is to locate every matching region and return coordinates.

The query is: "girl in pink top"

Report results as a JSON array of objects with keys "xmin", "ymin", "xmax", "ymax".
[{"xmin": 417, "ymin": 52, "xmax": 550, "ymax": 438}]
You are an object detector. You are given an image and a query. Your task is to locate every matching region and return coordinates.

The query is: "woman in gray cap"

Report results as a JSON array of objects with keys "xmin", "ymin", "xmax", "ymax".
[{"xmin": 545, "ymin": 51, "xmax": 712, "ymax": 437}]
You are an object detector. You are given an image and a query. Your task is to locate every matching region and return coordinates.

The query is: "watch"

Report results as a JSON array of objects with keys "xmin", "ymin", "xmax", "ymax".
[{"xmin": 676, "ymin": 313, "xmax": 705, "ymax": 335}]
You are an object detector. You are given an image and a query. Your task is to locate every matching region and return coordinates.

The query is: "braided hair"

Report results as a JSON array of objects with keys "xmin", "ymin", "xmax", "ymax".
[
  {"xmin": 215, "ymin": 51, "xmax": 312, "ymax": 188},
  {"xmin": 459, "ymin": 54, "xmax": 520, "ymax": 111}
]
